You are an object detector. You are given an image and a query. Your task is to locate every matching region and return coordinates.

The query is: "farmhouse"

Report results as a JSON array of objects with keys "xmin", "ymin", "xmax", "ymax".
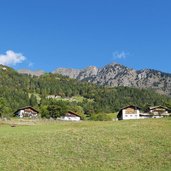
[
  {"xmin": 60, "ymin": 111, "xmax": 81, "ymax": 121},
  {"xmin": 14, "ymin": 106, "xmax": 39, "ymax": 118},
  {"xmin": 117, "ymin": 105, "xmax": 140, "ymax": 120},
  {"xmin": 146, "ymin": 106, "xmax": 171, "ymax": 118}
]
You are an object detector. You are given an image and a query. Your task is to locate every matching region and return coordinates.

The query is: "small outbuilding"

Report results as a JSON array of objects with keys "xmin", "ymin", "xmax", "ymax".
[
  {"xmin": 14, "ymin": 106, "xmax": 39, "ymax": 118},
  {"xmin": 117, "ymin": 105, "xmax": 141, "ymax": 120},
  {"xmin": 60, "ymin": 111, "xmax": 81, "ymax": 121}
]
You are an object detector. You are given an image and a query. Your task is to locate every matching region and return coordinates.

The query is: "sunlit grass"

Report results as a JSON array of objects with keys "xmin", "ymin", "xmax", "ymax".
[{"xmin": 0, "ymin": 119, "xmax": 171, "ymax": 171}]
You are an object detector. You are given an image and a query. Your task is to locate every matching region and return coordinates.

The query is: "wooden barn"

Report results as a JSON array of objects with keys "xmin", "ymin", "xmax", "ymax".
[
  {"xmin": 60, "ymin": 111, "xmax": 81, "ymax": 121},
  {"xmin": 14, "ymin": 106, "xmax": 39, "ymax": 118},
  {"xmin": 146, "ymin": 106, "xmax": 171, "ymax": 118},
  {"xmin": 117, "ymin": 105, "xmax": 141, "ymax": 120}
]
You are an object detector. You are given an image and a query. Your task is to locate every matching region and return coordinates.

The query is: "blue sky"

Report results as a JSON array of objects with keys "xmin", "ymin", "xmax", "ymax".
[{"xmin": 0, "ymin": 0, "xmax": 171, "ymax": 72}]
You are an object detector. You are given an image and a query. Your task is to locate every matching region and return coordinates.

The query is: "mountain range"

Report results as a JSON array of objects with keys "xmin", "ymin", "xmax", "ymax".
[
  {"xmin": 1, "ymin": 64, "xmax": 171, "ymax": 116},
  {"xmin": 18, "ymin": 63, "xmax": 171, "ymax": 96}
]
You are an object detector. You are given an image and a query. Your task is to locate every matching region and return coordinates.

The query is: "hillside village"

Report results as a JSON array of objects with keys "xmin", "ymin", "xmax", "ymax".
[{"xmin": 13, "ymin": 105, "xmax": 171, "ymax": 121}]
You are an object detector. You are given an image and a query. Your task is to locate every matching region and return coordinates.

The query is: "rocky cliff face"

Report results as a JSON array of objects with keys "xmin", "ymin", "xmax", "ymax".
[
  {"xmin": 18, "ymin": 69, "xmax": 45, "ymax": 76},
  {"xmin": 53, "ymin": 68, "xmax": 81, "ymax": 79},
  {"xmin": 53, "ymin": 63, "xmax": 171, "ymax": 96}
]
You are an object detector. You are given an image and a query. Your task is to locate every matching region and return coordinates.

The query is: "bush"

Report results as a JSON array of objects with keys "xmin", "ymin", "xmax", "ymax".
[{"xmin": 90, "ymin": 113, "xmax": 112, "ymax": 121}]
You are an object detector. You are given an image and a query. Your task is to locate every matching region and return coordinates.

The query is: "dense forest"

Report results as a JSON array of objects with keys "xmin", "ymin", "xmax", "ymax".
[{"xmin": 0, "ymin": 65, "xmax": 171, "ymax": 119}]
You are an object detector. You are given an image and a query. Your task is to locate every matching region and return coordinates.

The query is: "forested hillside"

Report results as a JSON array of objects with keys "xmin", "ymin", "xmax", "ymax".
[{"xmin": 0, "ymin": 65, "xmax": 171, "ymax": 118}]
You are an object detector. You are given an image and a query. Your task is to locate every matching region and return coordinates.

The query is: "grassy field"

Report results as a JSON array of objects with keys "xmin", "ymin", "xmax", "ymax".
[{"xmin": 0, "ymin": 119, "xmax": 171, "ymax": 171}]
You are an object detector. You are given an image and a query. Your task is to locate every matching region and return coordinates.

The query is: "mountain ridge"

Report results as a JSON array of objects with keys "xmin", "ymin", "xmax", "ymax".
[
  {"xmin": 17, "ymin": 63, "xmax": 171, "ymax": 96},
  {"xmin": 53, "ymin": 63, "xmax": 171, "ymax": 96}
]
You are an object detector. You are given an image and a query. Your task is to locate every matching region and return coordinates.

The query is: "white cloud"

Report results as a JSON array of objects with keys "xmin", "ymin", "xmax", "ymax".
[
  {"xmin": 28, "ymin": 62, "xmax": 34, "ymax": 67},
  {"xmin": 113, "ymin": 51, "xmax": 128, "ymax": 59},
  {"xmin": 0, "ymin": 50, "xmax": 26, "ymax": 66}
]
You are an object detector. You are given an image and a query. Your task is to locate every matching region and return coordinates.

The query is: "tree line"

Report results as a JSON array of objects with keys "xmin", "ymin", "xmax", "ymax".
[{"xmin": 0, "ymin": 65, "xmax": 171, "ymax": 119}]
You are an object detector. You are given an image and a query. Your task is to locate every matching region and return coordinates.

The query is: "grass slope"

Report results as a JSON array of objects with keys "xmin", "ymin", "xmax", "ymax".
[{"xmin": 0, "ymin": 119, "xmax": 171, "ymax": 171}]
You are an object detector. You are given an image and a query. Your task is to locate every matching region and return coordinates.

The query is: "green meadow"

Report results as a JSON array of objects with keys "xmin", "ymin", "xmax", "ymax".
[{"xmin": 0, "ymin": 119, "xmax": 171, "ymax": 171}]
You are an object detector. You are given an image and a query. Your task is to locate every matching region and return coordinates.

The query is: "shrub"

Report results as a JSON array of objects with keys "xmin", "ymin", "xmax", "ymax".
[{"xmin": 90, "ymin": 113, "xmax": 112, "ymax": 121}]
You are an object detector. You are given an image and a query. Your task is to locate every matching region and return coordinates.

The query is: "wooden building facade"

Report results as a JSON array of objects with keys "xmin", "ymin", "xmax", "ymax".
[
  {"xmin": 146, "ymin": 106, "xmax": 171, "ymax": 118},
  {"xmin": 14, "ymin": 106, "xmax": 39, "ymax": 118}
]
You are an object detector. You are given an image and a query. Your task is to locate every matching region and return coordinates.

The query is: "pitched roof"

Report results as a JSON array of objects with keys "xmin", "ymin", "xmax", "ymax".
[
  {"xmin": 14, "ymin": 106, "xmax": 39, "ymax": 114},
  {"xmin": 65, "ymin": 111, "xmax": 81, "ymax": 117},
  {"xmin": 120, "ymin": 105, "xmax": 141, "ymax": 111},
  {"xmin": 149, "ymin": 106, "xmax": 170, "ymax": 110}
]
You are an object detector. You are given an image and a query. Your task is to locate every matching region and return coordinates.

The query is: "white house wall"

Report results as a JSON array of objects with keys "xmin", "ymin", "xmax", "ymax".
[
  {"xmin": 17, "ymin": 110, "xmax": 24, "ymax": 118},
  {"xmin": 60, "ymin": 116, "xmax": 80, "ymax": 121},
  {"xmin": 122, "ymin": 109, "xmax": 140, "ymax": 120}
]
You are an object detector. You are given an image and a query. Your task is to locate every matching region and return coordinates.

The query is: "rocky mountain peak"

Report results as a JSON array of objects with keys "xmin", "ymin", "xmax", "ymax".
[
  {"xmin": 53, "ymin": 63, "xmax": 171, "ymax": 96},
  {"xmin": 53, "ymin": 68, "xmax": 81, "ymax": 79},
  {"xmin": 82, "ymin": 66, "xmax": 99, "ymax": 75}
]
